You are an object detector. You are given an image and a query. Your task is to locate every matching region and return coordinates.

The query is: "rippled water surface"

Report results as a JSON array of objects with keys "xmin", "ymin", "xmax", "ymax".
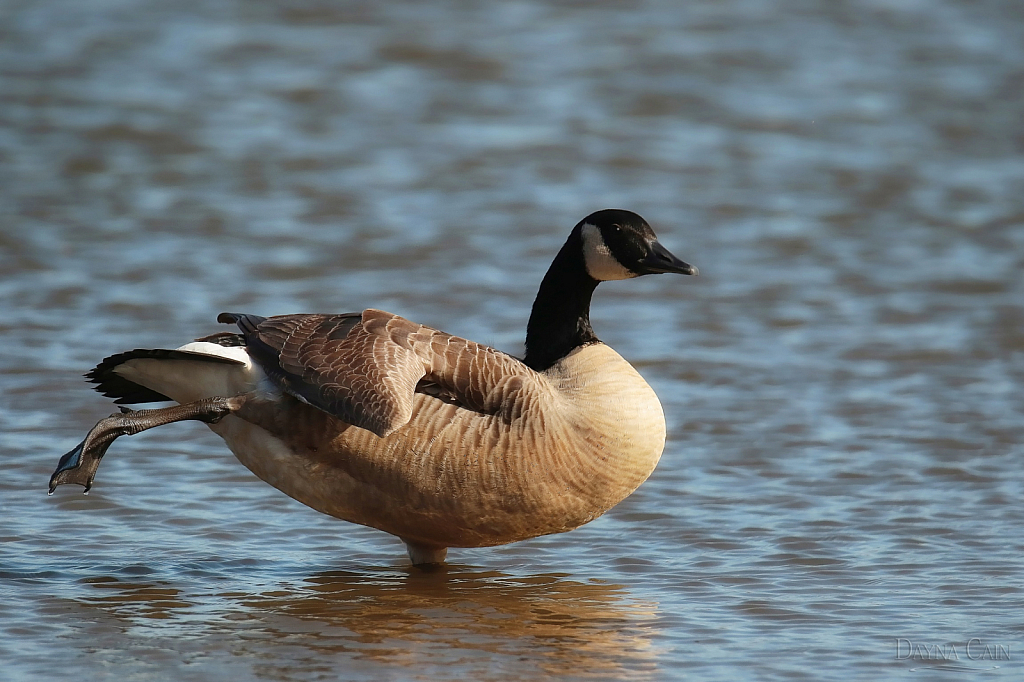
[{"xmin": 3, "ymin": 0, "xmax": 1024, "ymax": 679}]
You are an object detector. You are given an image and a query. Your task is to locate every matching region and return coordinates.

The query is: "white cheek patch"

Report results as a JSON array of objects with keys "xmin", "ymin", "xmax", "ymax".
[{"xmin": 581, "ymin": 223, "xmax": 636, "ymax": 281}]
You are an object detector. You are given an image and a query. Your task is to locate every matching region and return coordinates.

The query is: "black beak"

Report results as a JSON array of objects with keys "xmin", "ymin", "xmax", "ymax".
[{"xmin": 639, "ymin": 240, "xmax": 698, "ymax": 276}]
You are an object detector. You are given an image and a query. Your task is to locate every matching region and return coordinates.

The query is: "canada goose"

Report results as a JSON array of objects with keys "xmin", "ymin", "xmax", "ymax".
[{"xmin": 50, "ymin": 209, "xmax": 697, "ymax": 565}]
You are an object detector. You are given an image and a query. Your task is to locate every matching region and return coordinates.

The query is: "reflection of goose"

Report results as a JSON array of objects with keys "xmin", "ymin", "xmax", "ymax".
[
  {"xmin": 50, "ymin": 210, "xmax": 696, "ymax": 564},
  {"xmin": 78, "ymin": 566, "xmax": 660, "ymax": 679},
  {"xmin": 246, "ymin": 567, "xmax": 660, "ymax": 678}
]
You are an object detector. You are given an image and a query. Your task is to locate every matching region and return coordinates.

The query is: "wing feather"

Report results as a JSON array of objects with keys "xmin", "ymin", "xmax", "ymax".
[{"xmin": 219, "ymin": 309, "xmax": 538, "ymax": 437}]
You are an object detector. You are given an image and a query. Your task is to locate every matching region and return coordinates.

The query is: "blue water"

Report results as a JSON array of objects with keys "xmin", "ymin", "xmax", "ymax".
[{"xmin": 2, "ymin": 0, "xmax": 1023, "ymax": 679}]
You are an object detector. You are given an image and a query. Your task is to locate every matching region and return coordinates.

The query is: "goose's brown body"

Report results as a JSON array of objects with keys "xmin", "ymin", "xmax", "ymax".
[{"xmin": 130, "ymin": 309, "xmax": 666, "ymax": 550}]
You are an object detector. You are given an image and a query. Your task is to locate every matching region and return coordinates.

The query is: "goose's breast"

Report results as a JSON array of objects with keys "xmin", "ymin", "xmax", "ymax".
[{"xmin": 546, "ymin": 343, "xmax": 668, "ymax": 502}]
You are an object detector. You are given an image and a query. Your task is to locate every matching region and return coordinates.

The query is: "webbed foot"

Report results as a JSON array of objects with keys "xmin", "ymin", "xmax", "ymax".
[
  {"xmin": 49, "ymin": 396, "xmax": 244, "ymax": 495},
  {"xmin": 48, "ymin": 417, "xmax": 124, "ymax": 494}
]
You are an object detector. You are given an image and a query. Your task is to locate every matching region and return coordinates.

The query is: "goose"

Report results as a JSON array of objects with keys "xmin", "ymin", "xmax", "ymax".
[{"xmin": 49, "ymin": 209, "xmax": 697, "ymax": 565}]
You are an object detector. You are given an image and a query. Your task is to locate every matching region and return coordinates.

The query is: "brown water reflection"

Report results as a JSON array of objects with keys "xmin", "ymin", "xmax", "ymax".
[{"xmin": 76, "ymin": 567, "xmax": 660, "ymax": 681}]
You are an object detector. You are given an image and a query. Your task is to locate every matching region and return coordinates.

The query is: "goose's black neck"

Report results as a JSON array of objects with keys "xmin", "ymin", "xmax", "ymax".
[{"xmin": 524, "ymin": 228, "xmax": 600, "ymax": 371}]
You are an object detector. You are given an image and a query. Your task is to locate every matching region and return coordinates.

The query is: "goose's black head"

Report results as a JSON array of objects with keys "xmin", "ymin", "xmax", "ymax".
[
  {"xmin": 577, "ymin": 209, "xmax": 698, "ymax": 281},
  {"xmin": 524, "ymin": 209, "xmax": 697, "ymax": 370}
]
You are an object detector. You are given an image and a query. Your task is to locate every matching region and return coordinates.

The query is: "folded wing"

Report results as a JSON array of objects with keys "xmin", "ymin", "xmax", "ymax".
[{"xmin": 219, "ymin": 309, "xmax": 535, "ymax": 437}]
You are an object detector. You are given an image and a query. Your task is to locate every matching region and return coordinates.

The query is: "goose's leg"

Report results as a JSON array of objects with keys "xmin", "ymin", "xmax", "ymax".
[
  {"xmin": 403, "ymin": 539, "xmax": 448, "ymax": 566},
  {"xmin": 49, "ymin": 395, "xmax": 246, "ymax": 494}
]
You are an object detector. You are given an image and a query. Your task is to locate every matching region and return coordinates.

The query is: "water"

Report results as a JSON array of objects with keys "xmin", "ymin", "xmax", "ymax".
[{"xmin": 2, "ymin": 0, "xmax": 1023, "ymax": 679}]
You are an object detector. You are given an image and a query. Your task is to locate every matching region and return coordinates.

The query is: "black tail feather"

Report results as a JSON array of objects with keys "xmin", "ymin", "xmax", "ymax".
[
  {"xmin": 87, "ymin": 348, "xmax": 243, "ymax": 405},
  {"xmin": 218, "ymin": 312, "xmax": 266, "ymax": 336}
]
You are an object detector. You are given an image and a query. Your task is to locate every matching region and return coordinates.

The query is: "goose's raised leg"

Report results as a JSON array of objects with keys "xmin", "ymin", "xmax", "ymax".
[{"xmin": 49, "ymin": 396, "xmax": 245, "ymax": 494}]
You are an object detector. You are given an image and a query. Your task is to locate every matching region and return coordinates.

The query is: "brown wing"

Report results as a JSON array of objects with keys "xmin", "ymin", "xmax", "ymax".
[{"xmin": 218, "ymin": 309, "xmax": 536, "ymax": 437}]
